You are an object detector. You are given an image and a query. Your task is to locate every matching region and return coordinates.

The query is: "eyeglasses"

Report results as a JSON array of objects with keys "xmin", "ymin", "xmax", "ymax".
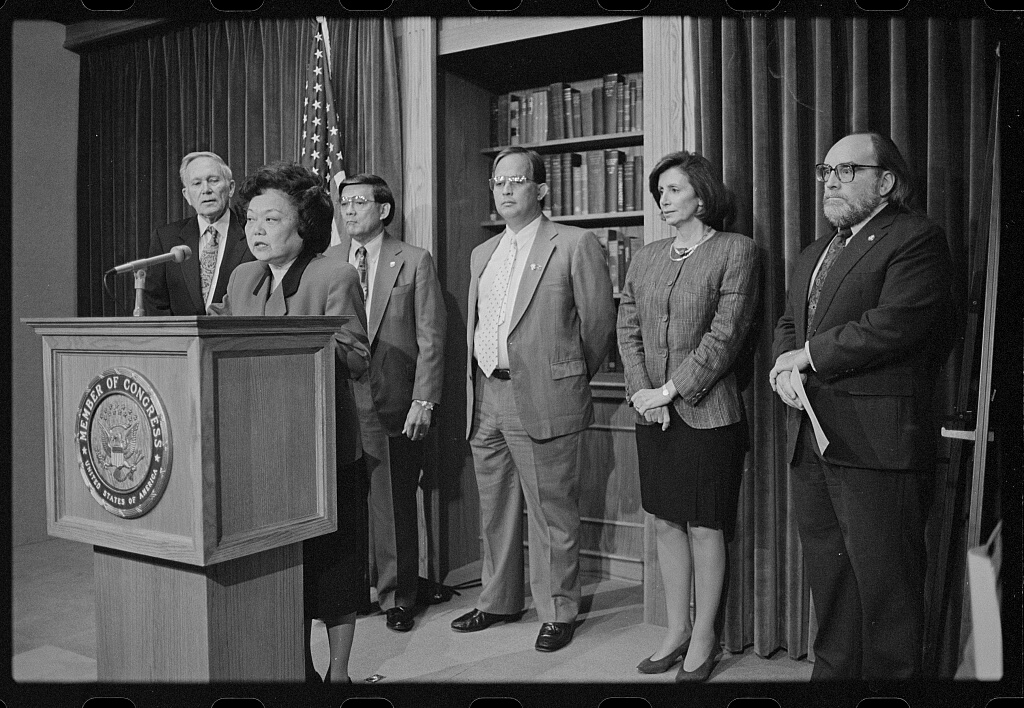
[
  {"xmin": 815, "ymin": 163, "xmax": 885, "ymax": 183},
  {"xmin": 339, "ymin": 196, "xmax": 377, "ymax": 208},
  {"xmin": 488, "ymin": 175, "xmax": 533, "ymax": 190}
]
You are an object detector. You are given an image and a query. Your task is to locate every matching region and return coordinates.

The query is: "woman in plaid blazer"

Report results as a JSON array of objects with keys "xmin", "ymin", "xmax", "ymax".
[{"xmin": 617, "ymin": 151, "xmax": 760, "ymax": 682}]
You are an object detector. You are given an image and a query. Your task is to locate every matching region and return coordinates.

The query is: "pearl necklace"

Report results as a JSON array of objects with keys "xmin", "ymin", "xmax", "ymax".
[{"xmin": 669, "ymin": 225, "xmax": 715, "ymax": 262}]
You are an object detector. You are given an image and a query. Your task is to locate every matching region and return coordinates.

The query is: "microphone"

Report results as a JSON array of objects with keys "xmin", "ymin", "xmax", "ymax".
[{"xmin": 112, "ymin": 245, "xmax": 192, "ymax": 274}]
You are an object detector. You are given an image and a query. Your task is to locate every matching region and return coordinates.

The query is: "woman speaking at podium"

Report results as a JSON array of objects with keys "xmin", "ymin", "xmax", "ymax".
[{"xmin": 209, "ymin": 162, "xmax": 370, "ymax": 684}]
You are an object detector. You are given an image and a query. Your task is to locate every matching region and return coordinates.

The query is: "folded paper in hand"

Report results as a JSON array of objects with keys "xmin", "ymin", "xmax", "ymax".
[{"xmin": 791, "ymin": 366, "xmax": 830, "ymax": 454}]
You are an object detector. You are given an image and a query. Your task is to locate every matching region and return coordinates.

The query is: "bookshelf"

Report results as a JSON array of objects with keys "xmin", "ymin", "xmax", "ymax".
[{"xmin": 429, "ymin": 16, "xmax": 684, "ymax": 606}]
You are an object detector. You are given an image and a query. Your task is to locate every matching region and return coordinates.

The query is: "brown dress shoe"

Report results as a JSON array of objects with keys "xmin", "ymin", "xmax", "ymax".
[
  {"xmin": 535, "ymin": 621, "xmax": 576, "ymax": 652},
  {"xmin": 450, "ymin": 608, "xmax": 523, "ymax": 632}
]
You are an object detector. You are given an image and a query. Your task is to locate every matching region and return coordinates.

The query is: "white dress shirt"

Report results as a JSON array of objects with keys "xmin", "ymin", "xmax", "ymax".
[{"xmin": 475, "ymin": 214, "xmax": 542, "ymax": 371}]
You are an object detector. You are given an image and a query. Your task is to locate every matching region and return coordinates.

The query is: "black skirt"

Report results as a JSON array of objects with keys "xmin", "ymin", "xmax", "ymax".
[
  {"xmin": 635, "ymin": 405, "xmax": 746, "ymax": 542},
  {"xmin": 303, "ymin": 455, "xmax": 369, "ymax": 624}
]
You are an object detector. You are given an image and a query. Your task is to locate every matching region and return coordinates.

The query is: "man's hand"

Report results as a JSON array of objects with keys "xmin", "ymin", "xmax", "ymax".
[
  {"xmin": 403, "ymin": 403, "xmax": 432, "ymax": 441},
  {"xmin": 769, "ymin": 347, "xmax": 810, "ymax": 383},
  {"xmin": 773, "ymin": 369, "xmax": 806, "ymax": 410}
]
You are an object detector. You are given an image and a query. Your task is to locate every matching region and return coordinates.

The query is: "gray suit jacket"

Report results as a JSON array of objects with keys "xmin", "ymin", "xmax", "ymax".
[
  {"xmin": 325, "ymin": 232, "xmax": 446, "ymax": 437},
  {"xmin": 209, "ymin": 251, "xmax": 370, "ymax": 463},
  {"xmin": 617, "ymin": 231, "xmax": 760, "ymax": 429},
  {"xmin": 466, "ymin": 217, "xmax": 616, "ymax": 440}
]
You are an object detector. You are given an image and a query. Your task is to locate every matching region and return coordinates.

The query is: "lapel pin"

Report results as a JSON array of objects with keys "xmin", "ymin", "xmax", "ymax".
[
  {"xmin": 389, "ymin": 261, "xmax": 396, "ymax": 267},
  {"xmin": 868, "ymin": 234, "xmax": 875, "ymax": 241},
  {"xmin": 530, "ymin": 263, "xmax": 538, "ymax": 271}
]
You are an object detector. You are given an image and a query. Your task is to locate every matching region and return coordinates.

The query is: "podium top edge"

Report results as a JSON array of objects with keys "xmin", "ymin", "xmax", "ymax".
[{"xmin": 21, "ymin": 315, "xmax": 355, "ymax": 335}]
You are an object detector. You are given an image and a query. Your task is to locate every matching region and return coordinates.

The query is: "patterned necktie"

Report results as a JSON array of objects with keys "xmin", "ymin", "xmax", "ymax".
[
  {"xmin": 200, "ymin": 225, "xmax": 219, "ymax": 302},
  {"xmin": 355, "ymin": 246, "xmax": 368, "ymax": 303},
  {"xmin": 806, "ymin": 227, "xmax": 852, "ymax": 333},
  {"xmin": 476, "ymin": 234, "xmax": 519, "ymax": 377}
]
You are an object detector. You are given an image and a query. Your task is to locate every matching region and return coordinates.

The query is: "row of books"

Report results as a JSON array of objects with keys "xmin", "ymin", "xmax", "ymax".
[
  {"xmin": 598, "ymin": 227, "xmax": 644, "ymax": 374},
  {"xmin": 491, "ymin": 72, "xmax": 643, "ymax": 148}
]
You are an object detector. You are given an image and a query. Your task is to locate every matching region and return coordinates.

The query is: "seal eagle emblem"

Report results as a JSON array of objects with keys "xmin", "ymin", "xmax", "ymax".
[{"xmin": 76, "ymin": 367, "xmax": 172, "ymax": 518}]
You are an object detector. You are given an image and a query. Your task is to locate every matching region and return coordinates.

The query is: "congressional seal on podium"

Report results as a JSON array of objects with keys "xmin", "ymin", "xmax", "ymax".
[{"xmin": 76, "ymin": 367, "xmax": 172, "ymax": 518}]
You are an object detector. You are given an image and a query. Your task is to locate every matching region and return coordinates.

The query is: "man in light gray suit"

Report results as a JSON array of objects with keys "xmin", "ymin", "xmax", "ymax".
[
  {"xmin": 326, "ymin": 173, "xmax": 446, "ymax": 633},
  {"xmin": 451, "ymin": 147, "xmax": 616, "ymax": 652}
]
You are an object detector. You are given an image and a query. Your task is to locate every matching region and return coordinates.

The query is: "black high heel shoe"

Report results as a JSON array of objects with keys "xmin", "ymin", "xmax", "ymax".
[
  {"xmin": 636, "ymin": 636, "xmax": 690, "ymax": 674},
  {"xmin": 674, "ymin": 644, "xmax": 719, "ymax": 683}
]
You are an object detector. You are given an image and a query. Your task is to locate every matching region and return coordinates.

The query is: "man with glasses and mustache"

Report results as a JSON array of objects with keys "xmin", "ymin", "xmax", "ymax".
[
  {"xmin": 325, "ymin": 173, "xmax": 446, "ymax": 634},
  {"xmin": 452, "ymin": 147, "xmax": 615, "ymax": 652},
  {"xmin": 770, "ymin": 133, "xmax": 953, "ymax": 679}
]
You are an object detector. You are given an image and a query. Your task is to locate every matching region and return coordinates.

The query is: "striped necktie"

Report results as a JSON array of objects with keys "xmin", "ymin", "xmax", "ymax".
[{"xmin": 355, "ymin": 246, "xmax": 368, "ymax": 302}]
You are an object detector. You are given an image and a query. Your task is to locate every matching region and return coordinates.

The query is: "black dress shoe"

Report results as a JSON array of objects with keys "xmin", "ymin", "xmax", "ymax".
[
  {"xmin": 636, "ymin": 636, "xmax": 690, "ymax": 674},
  {"xmin": 385, "ymin": 606, "xmax": 416, "ymax": 632},
  {"xmin": 450, "ymin": 608, "xmax": 523, "ymax": 632},
  {"xmin": 675, "ymin": 646, "xmax": 719, "ymax": 682},
  {"xmin": 535, "ymin": 621, "xmax": 576, "ymax": 652}
]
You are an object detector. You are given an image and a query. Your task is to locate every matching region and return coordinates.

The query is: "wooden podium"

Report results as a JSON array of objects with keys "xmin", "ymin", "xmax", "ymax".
[{"xmin": 23, "ymin": 316, "xmax": 349, "ymax": 682}]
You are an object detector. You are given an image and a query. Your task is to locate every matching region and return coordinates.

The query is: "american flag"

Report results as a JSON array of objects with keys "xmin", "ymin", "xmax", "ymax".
[{"xmin": 300, "ymin": 21, "xmax": 345, "ymax": 189}]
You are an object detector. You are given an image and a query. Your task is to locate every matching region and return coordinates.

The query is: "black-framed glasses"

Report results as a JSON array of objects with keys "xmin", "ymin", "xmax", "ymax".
[
  {"xmin": 339, "ymin": 195, "xmax": 378, "ymax": 208},
  {"xmin": 488, "ymin": 175, "xmax": 533, "ymax": 190},
  {"xmin": 815, "ymin": 163, "xmax": 885, "ymax": 183}
]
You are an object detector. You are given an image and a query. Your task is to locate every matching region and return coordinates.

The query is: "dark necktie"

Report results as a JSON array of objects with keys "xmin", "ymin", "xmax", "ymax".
[
  {"xmin": 355, "ymin": 246, "xmax": 368, "ymax": 302},
  {"xmin": 807, "ymin": 227, "xmax": 852, "ymax": 332}
]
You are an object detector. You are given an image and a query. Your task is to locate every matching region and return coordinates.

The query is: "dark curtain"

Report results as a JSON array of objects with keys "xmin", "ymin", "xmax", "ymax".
[
  {"xmin": 76, "ymin": 18, "xmax": 402, "ymax": 316},
  {"xmin": 687, "ymin": 17, "xmax": 997, "ymax": 674}
]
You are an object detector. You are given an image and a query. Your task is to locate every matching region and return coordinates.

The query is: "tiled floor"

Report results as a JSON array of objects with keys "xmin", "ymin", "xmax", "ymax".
[{"xmin": 10, "ymin": 537, "xmax": 812, "ymax": 685}]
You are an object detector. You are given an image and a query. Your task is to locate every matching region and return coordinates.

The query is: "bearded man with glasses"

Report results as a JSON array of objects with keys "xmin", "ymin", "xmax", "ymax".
[
  {"xmin": 770, "ymin": 132, "xmax": 953, "ymax": 679},
  {"xmin": 452, "ymin": 147, "xmax": 615, "ymax": 652}
]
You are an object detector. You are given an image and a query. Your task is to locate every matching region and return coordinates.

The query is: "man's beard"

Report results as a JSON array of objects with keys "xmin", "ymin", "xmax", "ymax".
[{"xmin": 823, "ymin": 191, "xmax": 882, "ymax": 229}]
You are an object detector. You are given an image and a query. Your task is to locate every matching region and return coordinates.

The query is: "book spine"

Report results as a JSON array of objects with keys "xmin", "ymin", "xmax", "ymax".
[
  {"xmin": 615, "ymin": 79, "xmax": 625, "ymax": 133},
  {"xmin": 635, "ymin": 75, "xmax": 643, "ymax": 131},
  {"xmin": 550, "ymin": 154, "xmax": 563, "ymax": 217},
  {"xmin": 571, "ymin": 89, "xmax": 582, "ymax": 138},
  {"xmin": 560, "ymin": 152, "xmax": 573, "ymax": 216},
  {"xmin": 490, "ymin": 95, "xmax": 500, "ymax": 147},
  {"xmin": 587, "ymin": 151, "xmax": 605, "ymax": 214},
  {"xmin": 509, "ymin": 94, "xmax": 521, "ymax": 146},
  {"xmin": 562, "ymin": 86, "xmax": 574, "ymax": 139},
  {"xmin": 592, "ymin": 86, "xmax": 604, "ymax": 135},
  {"xmin": 602, "ymin": 74, "xmax": 619, "ymax": 136},
  {"xmin": 604, "ymin": 149, "xmax": 619, "ymax": 213},
  {"xmin": 633, "ymin": 155, "xmax": 644, "ymax": 212},
  {"xmin": 623, "ymin": 156, "xmax": 635, "ymax": 212},
  {"xmin": 498, "ymin": 93, "xmax": 509, "ymax": 146},
  {"xmin": 542, "ymin": 155, "xmax": 554, "ymax": 217},
  {"xmin": 549, "ymin": 83, "xmax": 565, "ymax": 141},
  {"xmin": 571, "ymin": 153, "xmax": 584, "ymax": 215}
]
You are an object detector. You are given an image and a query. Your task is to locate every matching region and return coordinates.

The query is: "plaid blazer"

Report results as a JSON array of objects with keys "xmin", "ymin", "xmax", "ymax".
[{"xmin": 617, "ymin": 230, "xmax": 760, "ymax": 429}]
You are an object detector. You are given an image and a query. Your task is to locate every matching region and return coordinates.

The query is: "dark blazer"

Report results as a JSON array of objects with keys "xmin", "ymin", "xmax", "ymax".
[
  {"xmin": 325, "ymin": 232, "xmax": 446, "ymax": 437},
  {"xmin": 465, "ymin": 216, "xmax": 616, "ymax": 440},
  {"xmin": 144, "ymin": 205, "xmax": 253, "ymax": 315},
  {"xmin": 208, "ymin": 251, "xmax": 370, "ymax": 464},
  {"xmin": 618, "ymin": 231, "xmax": 760, "ymax": 429},
  {"xmin": 772, "ymin": 204, "xmax": 953, "ymax": 470}
]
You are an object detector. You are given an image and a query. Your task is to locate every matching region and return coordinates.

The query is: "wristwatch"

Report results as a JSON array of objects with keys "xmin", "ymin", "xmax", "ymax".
[
  {"xmin": 661, "ymin": 385, "xmax": 671, "ymax": 399},
  {"xmin": 414, "ymin": 400, "xmax": 436, "ymax": 411}
]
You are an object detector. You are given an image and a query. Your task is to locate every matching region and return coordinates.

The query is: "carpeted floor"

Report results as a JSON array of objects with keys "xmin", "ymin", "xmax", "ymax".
[{"xmin": 10, "ymin": 537, "xmax": 812, "ymax": 684}]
